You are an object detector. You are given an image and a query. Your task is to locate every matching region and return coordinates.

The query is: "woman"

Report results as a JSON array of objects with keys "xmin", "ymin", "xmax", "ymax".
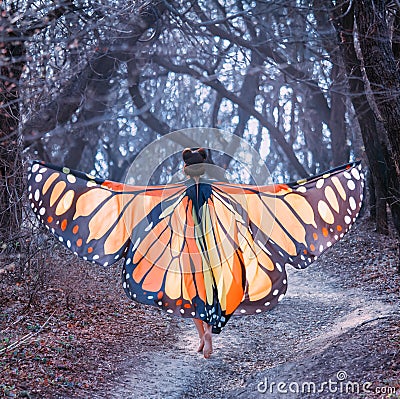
[{"xmin": 27, "ymin": 148, "xmax": 363, "ymax": 358}]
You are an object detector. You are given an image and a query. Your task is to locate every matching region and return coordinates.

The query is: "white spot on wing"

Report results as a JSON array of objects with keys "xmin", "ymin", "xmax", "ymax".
[
  {"xmin": 316, "ymin": 178, "xmax": 324, "ymax": 189},
  {"xmin": 347, "ymin": 180, "xmax": 355, "ymax": 190},
  {"xmin": 349, "ymin": 196, "xmax": 356, "ymax": 210},
  {"xmin": 67, "ymin": 174, "xmax": 76, "ymax": 184},
  {"xmin": 351, "ymin": 168, "xmax": 360, "ymax": 180}
]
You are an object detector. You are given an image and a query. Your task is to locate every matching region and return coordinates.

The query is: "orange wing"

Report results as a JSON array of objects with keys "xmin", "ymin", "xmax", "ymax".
[
  {"xmin": 28, "ymin": 161, "xmax": 246, "ymax": 332},
  {"xmin": 28, "ymin": 161, "xmax": 186, "ymax": 266},
  {"xmin": 28, "ymin": 160, "xmax": 364, "ymax": 333},
  {"xmin": 211, "ymin": 161, "xmax": 364, "ymax": 315}
]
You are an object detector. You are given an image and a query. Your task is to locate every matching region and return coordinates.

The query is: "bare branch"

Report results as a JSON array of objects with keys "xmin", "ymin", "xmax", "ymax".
[
  {"xmin": 22, "ymin": 0, "xmax": 170, "ymax": 146},
  {"xmin": 127, "ymin": 57, "xmax": 201, "ymax": 149},
  {"xmin": 24, "ymin": 2, "xmax": 76, "ymax": 36},
  {"xmin": 190, "ymin": 1, "xmax": 331, "ymax": 123},
  {"xmin": 152, "ymin": 55, "xmax": 308, "ymax": 177}
]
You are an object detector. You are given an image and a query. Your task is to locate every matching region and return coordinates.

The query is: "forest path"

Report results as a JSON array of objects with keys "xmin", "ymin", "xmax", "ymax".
[{"xmin": 102, "ymin": 261, "xmax": 398, "ymax": 399}]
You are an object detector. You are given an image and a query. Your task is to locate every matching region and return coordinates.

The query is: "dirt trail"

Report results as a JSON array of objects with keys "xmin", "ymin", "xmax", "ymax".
[{"xmin": 101, "ymin": 262, "xmax": 398, "ymax": 399}]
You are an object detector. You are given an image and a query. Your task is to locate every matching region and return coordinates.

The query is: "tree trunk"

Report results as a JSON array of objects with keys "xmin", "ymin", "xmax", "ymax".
[
  {"xmin": 355, "ymin": 0, "xmax": 400, "ymax": 234},
  {"xmin": 368, "ymin": 170, "xmax": 389, "ymax": 234},
  {"xmin": 312, "ymin": 1, "xmax": 349, "ymax": 165},
  {"xmin": 0, "ymin": 10, "xmax": 25, "ymax": 241},
  {"xmin": 329, "ymin": 61, "xmax": 350, "ymax": 166},
  {"xmin": 219, "ymin": 50, "xmax": 263, "ymax": 174},
  {"xmin": 332, "ymin": 1, "xmax": 400, "ymax": 235}
]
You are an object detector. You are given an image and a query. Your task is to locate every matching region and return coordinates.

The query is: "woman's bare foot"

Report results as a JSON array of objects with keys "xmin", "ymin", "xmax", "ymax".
[
  {"xmin": 197, "ymin": 336, "xmax": 205, "ymax": 352},
  {"xmin": 193, "ymin": 319, "xmax": 213, "ymax": 358},
  {"xmin": 193, "ymin": 318, "xmax": 205, "ymax": 352},
  {"xmin": 203, "ymin": 332, "xmax": 213, "ymax": 358}
]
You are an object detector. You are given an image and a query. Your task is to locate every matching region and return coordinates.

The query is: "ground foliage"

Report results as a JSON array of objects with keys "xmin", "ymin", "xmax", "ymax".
[{"xmin": 0, "ymin": 215, "xmax": 399, "ymax": 398}]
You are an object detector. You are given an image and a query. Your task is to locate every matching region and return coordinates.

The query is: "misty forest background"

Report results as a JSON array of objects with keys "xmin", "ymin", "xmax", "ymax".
[
  {"xmin": 1, "ymin": 1, "xmax": 400, "ymax": 397},
  {"xmin": 1, "ymin": 1, "xmax": 400, "ymax": 295}
]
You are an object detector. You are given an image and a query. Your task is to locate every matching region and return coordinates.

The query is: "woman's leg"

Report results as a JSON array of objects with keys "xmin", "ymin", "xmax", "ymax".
[
  {"xmin": 202, "ymin": 322, "xmax": 213, "ymax": 359},
  {"xmin": 193, "ymin": 319, "xmax": 205, "ymax": 352},
  {"xmin": 193, "ymin": 319, "xmax": 213, "ymax": 357}
]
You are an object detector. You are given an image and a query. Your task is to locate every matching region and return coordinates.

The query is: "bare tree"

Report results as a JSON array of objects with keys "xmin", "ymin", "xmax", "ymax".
[
  {"xmin": 0, "ymin": 1, "xmax": 72, "ymax": 241},
  {"xmin": 3, "ymin": 0, "xmax": 399, "ymax": 244},
  {"xmin": 332, "ymin": 0, "xmax": 400, "ymax": 234}
]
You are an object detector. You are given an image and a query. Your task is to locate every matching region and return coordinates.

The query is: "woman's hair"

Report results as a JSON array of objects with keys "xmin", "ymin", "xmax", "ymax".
[{"xmin": 182, "ymin": 148, "xmax": 207, "ymax": 177}]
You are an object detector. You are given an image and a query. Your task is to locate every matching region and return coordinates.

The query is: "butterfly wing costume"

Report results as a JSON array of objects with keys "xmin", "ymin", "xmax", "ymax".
[{"xmin": 28, "ymin": 159, "xmax": 364, "ymax": 333}]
